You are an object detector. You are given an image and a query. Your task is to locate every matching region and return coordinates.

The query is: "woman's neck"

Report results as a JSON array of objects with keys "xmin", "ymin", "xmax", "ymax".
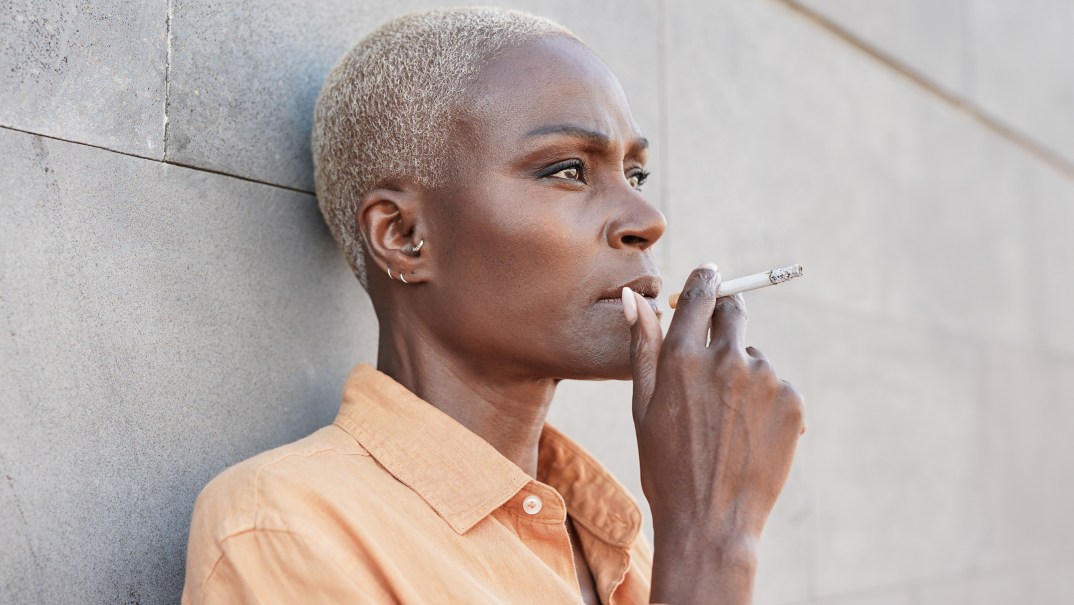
[{"xmin": 376, "ymin": 325, "xmax": 558, "ymax": 478}]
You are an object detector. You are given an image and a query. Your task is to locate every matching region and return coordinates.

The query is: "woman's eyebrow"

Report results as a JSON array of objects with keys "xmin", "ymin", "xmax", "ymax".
[{"xmin": 523, "ymin": 124, "xmax": 650, "ymax": 152}]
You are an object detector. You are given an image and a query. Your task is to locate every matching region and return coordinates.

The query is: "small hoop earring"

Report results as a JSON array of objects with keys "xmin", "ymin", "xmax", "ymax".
[
  {"xmin": 399, "ymin": 272, "xmax": 409, "ymax": 284},
  {"xmin": 387, "ymin": 266, "xmax": 396, "ymax": 281}
]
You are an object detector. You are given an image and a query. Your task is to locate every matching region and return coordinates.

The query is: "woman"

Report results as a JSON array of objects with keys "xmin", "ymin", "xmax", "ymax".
[{"xmin": 182, "ymin": 7, "xmax": 805, "ymax": 605}]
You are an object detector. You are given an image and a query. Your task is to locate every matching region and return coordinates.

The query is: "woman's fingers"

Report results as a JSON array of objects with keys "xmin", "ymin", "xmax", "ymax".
[
  {"xmin": 665, "ymin": 263, "xmax": 720, "ymax": 351},
  {"xmin": 623, "ymin": 287, "xmax": 663, "ymax": 424},
  {"xmin": 710, "ymin": 292, "xmax": 748, "ymax": 353}
]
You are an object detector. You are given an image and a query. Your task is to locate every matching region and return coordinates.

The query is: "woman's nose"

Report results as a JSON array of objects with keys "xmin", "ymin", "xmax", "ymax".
[{"xmin": 607, "ymin": 193, "xmax": 667, "ymax": 251}]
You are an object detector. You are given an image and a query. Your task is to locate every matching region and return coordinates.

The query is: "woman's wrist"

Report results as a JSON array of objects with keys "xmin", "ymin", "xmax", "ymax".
[{"xmin": 650, "ymin": 528, "xmax": 759, "ymax": 605}]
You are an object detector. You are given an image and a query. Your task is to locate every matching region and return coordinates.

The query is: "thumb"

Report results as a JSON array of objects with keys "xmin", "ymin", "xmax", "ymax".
[{"xmin": 622, "ymin": 287, "xmax": 663, "ymax": 425}]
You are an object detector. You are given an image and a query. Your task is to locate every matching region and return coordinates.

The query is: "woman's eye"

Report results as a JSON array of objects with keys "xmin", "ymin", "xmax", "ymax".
[
  {"xmin": 628, "ymin": 170, "xmax": 650, "ymax": 190},
  {"xmin": 537, "ymin": 160, "xmax": 586, "ymax": 185},
  {"xmin": 551, "ymin": 166, "xmax": 582, "ymax": 181}
]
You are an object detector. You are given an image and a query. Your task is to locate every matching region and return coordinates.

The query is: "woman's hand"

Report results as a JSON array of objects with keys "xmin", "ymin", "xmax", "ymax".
[{"xmin": 622, "ymin": 263, "xmax": 806, "ymax": 605}]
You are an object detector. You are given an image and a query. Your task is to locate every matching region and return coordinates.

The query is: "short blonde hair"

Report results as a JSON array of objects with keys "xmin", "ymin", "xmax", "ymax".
[{"xmin": 311, "ymin": 7, "xmax": 577, "ymax": 289}]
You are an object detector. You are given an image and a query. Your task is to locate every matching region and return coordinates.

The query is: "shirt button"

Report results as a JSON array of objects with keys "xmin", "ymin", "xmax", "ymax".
[{"xmin": 522, "ymin": 495, "xmax": 543, "ymax": 515}]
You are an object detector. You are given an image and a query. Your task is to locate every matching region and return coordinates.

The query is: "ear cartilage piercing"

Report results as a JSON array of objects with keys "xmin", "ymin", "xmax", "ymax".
[
  {"xmin": 668, "ymin": 264, "xmax": 804, "ymax": 309},
  {"xmin": 401, "ymin": 239, "xmax": 425, "ymax": 255}
]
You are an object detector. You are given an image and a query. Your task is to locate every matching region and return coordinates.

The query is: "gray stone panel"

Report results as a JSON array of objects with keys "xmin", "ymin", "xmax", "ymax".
[
  {"xmin": 1026, "ymin": 165, "xmax": 1074, "ymax": 356},
  {"xmin": 809, "ymin": 591, "xmax": 915, "ymax": 605},
  {"xmin": 0, "ymin": 0, "xmax": 168, "ymax": 157},
  {"xmin": 969, "ymin": 0, "xmax": 1074, "ymax": 169},
  {"xmin": 798, "ymin": 0, "xmax": 1074, "ymax": 167},
  {"xmin": 663, "ymin": 0, "xmax": 1074, "ymax": 352},
  {"xmin": 916, "ymin": 558, "xmax": 1074, "ymax": 604},
  {"xmin": 793, "ymin": 0, "xmax": 971, "ymax": 93},
  {"xmin": 973, "ymin": 345, "xmax": 1074, "ymax": 570},
  {"xmin": 164, "ymin": 0, "xmax": 661, "ymax": 193},
  {"xmin": 0, "ymin": 128, "xmax": 376, "ymax": 604},
  {"xmin": 745, "ymin": 297, "xmax": 986, "ymax": 598}
]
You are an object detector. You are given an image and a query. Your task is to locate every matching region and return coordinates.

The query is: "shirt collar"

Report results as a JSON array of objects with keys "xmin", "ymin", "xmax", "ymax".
[
  {"xmin": 333, "ymin": 364, "xmax": 530, "ymax": 534},
  {"xmin": 538, "ymin": 424, "xmax": 642, "ymax": 549},
  {"xmin": 332, "ymin": 363, "xmax": 641, "ymax": 547}
]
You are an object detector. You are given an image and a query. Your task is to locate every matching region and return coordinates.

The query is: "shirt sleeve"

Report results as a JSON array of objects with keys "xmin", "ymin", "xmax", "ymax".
[{"xmin": 184, "ymin": 528, "xmax": 383, "ymax": 605}]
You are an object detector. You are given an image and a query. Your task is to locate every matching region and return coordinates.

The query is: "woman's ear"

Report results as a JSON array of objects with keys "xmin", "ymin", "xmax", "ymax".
[{"xmin": 358, "ymin": 185, "xmax": 431, "ymax": 285}]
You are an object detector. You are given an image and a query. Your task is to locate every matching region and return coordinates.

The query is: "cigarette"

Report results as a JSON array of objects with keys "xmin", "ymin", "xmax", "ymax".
[{"xmin": 668, "ymin": 264, "xmax": 804, "ymax": 309}]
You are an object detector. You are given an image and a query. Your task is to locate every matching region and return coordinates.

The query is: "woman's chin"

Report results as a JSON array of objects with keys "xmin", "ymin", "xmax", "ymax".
[{"xmin": 554, "ymin": 342, "xmax": 634, "ymax": 381}]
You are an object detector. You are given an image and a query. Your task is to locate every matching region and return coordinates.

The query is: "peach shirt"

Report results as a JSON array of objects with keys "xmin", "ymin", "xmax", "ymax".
[{"xmin": 181, "ymin": 363, "xmax": 660, "ymax": 604}]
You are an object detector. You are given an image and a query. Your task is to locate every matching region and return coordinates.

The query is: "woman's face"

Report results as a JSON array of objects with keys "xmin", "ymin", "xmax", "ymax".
[{"xmin": 419, "ymin": 35, "xmax": 665, "ymax": 381}]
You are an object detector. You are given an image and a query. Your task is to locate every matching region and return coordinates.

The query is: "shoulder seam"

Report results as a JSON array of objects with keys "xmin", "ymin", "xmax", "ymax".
[
  {"xmin": 251, "ymin": 446, "xmax": 341, "ymax": 530},
  {"xmin": 198, "ymin": 527, "xmax": 376, "ymax": 602},
  {"xmin": 198, "ymin": 527, "xmax": 304, "ymax": 604}
]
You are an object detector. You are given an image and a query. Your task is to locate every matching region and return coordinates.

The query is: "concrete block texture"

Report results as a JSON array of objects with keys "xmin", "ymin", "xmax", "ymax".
[
  {"xmin": 662, "ymin": 0, "xmax": 1074, "ymax": 354},
  {"xmin": 796, "ymin": 0, "xmax": 1074, "ymax": 168},
  {"xmin": 974, "ymin": 346, "xmax": 1074, "ymax": 569},
  {"xmin": 915, "ymin": 558, "xmax": 1074, "ymax": 604},
  {"xmin": 747, "ymin": 297, "xmax": 986, "ymax": 597},
  {"xmin": 0, "ymin": 0, "xmax": 168, "ymax": 157},
  {"xmin": 0, "ymin": 128, "xmax": 376, "ymax": 604},
  {"xmin": 811, "ymin": 591, "xmax": 915, "ymax": 605},
  {"xmin": 165, "ymin": 0, "xmax": 661, "ymax": 192},
  {"xmin": 744, "ymin": 297, "xmax": 1074, "ymax": 603}
]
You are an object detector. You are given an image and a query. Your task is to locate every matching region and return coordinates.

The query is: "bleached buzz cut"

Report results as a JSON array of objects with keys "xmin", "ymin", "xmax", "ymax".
[{"xmin": 311, "ymin": 7, "xmax": 579, "ymax": 289}]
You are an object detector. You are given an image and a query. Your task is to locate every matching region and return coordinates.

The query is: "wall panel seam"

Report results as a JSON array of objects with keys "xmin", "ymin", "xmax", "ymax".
[
  {"xmin": 772, "ymin": 0, "xmax": 1074, "ymax": 184},
  {"xmin": 0, "ymin": 124, "xmax": 313, "ymax": 196},
  {"xmin": 163, "ymin": 0, "xmax": 174, "ymax": 161}
]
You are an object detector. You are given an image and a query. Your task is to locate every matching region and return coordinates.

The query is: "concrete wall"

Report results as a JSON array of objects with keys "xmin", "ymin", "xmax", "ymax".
[{"xmin": 1, "ymin": 1, "xmax": 1071, "ymax": 603}]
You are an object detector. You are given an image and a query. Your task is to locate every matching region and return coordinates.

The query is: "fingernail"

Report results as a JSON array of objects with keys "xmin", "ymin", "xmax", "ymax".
[
  {"xmin": 699, "ymin": 261, "xmax": 718, "ymax": 271},
  {"xmin": 621, "ymin": 287, "xmax": 638, "ymax": 325},
  {"xmin": 640, "ymin": 290, "xmax": 661, "ymax": 314}
]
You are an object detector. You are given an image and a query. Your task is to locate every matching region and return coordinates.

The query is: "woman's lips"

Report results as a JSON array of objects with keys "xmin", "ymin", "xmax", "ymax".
[
  {"xmin": 596, "ymin": 295, "xmax": 663, "ymax": 315},
  {"xmin": 595, "ymin": 274, "xmax": 663, "ymax": 314}
]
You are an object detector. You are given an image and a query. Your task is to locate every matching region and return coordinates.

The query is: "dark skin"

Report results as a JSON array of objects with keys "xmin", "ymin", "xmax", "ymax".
[{"xmin": 357, "ymin": 35, "xmax": 805, "ymax": 605}]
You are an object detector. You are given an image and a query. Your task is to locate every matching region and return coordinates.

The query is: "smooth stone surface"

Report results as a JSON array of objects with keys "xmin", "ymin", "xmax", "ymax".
[
  {"xmin": 808, "ymin": 590, "xmax": 915, "ymax": 605},
  {"xmin": 793, "ymin": 0, "xmax": 970, "ymax": 93},
  {"xmin": 916, "ymin": 558, "xmax": 1074, "ymax": 604},
  {"xmin": 798, "ymin": 0, "xmax": 1074, "ymax": 167},
  {"xmin": 0, "ymin": 0, "xmax": 168, "ymax": 157},
  {"xmin": 1026, "ymin": 168, "xmax": 1074, "ymax": 356},
  {"xmin": 969, "ymin": 0, "xmax": 1074, "ymax": 167},
  {"xmin": 745, "ymin": 296, "xmax": 986, "ymax": 596},
  {"xmin": 0, "ymin": 128, "xmax": 376, "ymax": 604},
  {"xmin": 165, "ymin": 0, "xmax": 662, "ymax": 194},
  {"xmin": 662, "ymin": 0, "xmax": 1074, "ymax": 351},
  {"xmin": 973, "ymin": 345, "xmax": 1074, "ymax": 569}
]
